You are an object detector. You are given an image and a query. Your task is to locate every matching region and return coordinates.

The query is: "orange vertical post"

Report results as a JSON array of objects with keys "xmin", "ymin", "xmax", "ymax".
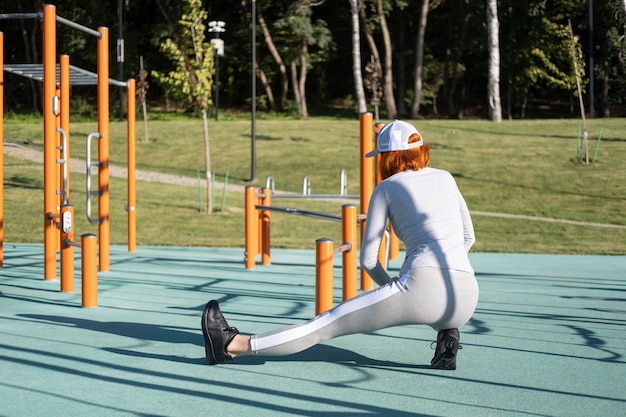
[
  {"xmin": 257, "ymin": 191, "xmax": 263, "ymax": 254},
  {"xmin": 55, "ymin": 87, "xmax": 61, "ymax": 254},
  {"xmin": 43, "ymin": 5, "xmax": 57, "ymax": 281},
  {"xmin": 389, "ymin": 225, "xmax": 400, "ymax": 259},
  {"xmin": 260, "ymin": 188, "xmax": 271, "ymax": 265},
  {"xmin": 359, "ymin": 112, "xmax": 374, "ymax": 291},
  {"xmin": 342, "ymin": 204, "xmax": 357, "ymax": 301},
  {"xmin": 244, "ymin": 187, "xmax": 258, "ymax": 269},
  {"xmin": 315, "ymin": 238, "xmax": 334, "ymax": 315},
  {"xmin": 0, "ymin": 31, "xmax": 4, "ymax": 269},
  {"xmin": 60, "ymin": 55, "xmax": 70, "ymax": 200},
  {"xmin": 127, "ymin": 79, "xmax": 137, "ymax": 252},
  {"xmin": 58, "ymin": 57, "xmax": 74, "ymax": 290},
  {"xmin": 60, "ymin": 205, "xmax": 75, "ymax": 293},
  {"xmin": 377, "ymin": 231, "xmax": 388, "ymax": 270},
  {"xmin": 97, "ymin": 27, "xmax": 110, "ymax": 272},
  {"xmin": 81, "ymin": 233, "xmax": 98, "ymax": 308}
]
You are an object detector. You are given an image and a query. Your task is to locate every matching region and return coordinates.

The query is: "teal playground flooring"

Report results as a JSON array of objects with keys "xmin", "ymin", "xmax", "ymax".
[{"xmin": 0, "ymin": 244, "xmax": 625, "ymax": 417}]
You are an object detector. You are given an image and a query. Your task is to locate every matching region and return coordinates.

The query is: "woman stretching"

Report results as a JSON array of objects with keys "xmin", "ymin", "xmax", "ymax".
[{"xmin": 201, "ymin": 120, "xmax": 479, "ymax": 370}]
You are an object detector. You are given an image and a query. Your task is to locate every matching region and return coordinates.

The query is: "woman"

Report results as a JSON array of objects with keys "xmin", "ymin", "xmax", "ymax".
[{"xmin": 202, "ymin": 120, "xmax": 479, "ymax": 370}]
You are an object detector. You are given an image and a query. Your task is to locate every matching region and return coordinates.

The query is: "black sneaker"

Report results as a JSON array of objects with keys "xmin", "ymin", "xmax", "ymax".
[
  {"xmin": 429, "ymin": 328, "xmax": 462, "ymax": 370},
  {"xmin": 201, "ymin": 300, "xmax": 240, "ymax": 365}
]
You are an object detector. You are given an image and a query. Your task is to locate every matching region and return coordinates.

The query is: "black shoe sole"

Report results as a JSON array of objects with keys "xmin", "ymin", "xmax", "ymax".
[{"xmin": 429, "ymin": 356, "xmax": 456, "ymax": 370}]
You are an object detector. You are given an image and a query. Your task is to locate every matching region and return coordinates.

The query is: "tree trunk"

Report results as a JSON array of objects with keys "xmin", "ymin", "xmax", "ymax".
[
  {"xmin": 487, "ymin": 0, "xmax": 502, "ymax": 122},
  {"xmin": 351, "ymin": 0, "xmax": 367, "ymax": 113},
  {"xmin": 299, "ymin": 40, "xmax": 309, "ymax": 119},
  {"xmin": 410, "ymin": 0, "xmax": 429, "ymax": 119},
  {"xmin": 202, "ymin": 110, "xmax": 213, "ymax": 213},
  {"xmin": 257, "ymin": 2, "xmax": 288, "ymax": 110},
  {"xmin": 376, "ymin": 0, "xmax": 397, "ymax": 119},
  {"xmin": 600, "ymin": 71, "xmax": 610, "ymax": 117},
  {"xmin": 444, "ymin": 12, "xmax": 468, "ymax": 119},
  {"xmin": 290, "ymin": 61, "xmax": 302, "ymax": 114},
  {"xmin": 359, "ymin": 4, "xmax": 384, "ymax": 96},
  {"xmin": 394, "ymin": 11, "xmax": 406, "ymax": 117},
  {"xmin": 255, "ymin": 58, "xmax": 275, "ymax": 110}
]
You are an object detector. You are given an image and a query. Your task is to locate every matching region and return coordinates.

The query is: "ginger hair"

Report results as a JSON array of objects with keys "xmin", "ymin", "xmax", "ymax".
[{"xmin": 378, "ymin": 133, "xmax": 430, "ymax": 180}]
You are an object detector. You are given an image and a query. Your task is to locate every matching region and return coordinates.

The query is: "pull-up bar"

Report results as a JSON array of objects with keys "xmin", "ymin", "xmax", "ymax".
[{"xmin": 0, "ymin": 11, "xmax": 102, "ymax": 38}]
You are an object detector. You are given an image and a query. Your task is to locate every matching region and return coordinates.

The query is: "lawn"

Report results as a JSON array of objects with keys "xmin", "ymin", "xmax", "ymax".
[{"xmin": 2, "ymin": 115, "xmax": 625, "ymax": 254}]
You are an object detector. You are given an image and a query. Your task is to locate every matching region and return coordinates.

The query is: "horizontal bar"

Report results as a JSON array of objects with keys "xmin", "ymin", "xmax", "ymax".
[
  {"xmin": 271, "ymin": 193, "xmax": 359, "ymax": 199},
  {"xmin": 255, "ymin": 205, "xmax": 342, "ymax": 222},
  {"xmin": 333, "ymin": 243, "xmax": 352, "ymax": 254},
  {"xmin": 56, "ymin": 15, "xmax": 102, "ymax": 38},
  {"xmin": 0, "ymin": 13, "xmax": 42, "ymax": 20},
  {"xmin": 64, "ymin": 238, "xmax": 81, "ymax": 248}
]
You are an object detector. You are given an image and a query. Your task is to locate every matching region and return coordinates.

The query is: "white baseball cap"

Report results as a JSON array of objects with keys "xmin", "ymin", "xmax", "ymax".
[{"xmin": 365, "ymin": 120, "xmax": 423, "ymax": 158}]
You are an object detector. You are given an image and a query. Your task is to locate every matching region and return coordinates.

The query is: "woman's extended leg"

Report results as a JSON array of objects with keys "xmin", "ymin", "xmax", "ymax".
[{"xmin": 203, "ymin": 267, "xmax": 478, "ymax": 362}]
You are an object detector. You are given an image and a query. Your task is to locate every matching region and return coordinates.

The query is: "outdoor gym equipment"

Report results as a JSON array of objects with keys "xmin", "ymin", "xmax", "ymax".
[
  {"xmin": 244, "ymin": 114, "xmax": 401, "ymax": 297},
  {"xmin": 0, "ymin": 5, "xmax": 138, "ymax": 307}
]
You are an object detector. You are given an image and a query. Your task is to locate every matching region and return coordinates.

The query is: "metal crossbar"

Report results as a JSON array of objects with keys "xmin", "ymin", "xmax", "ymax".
[{"xmin": 255, "ymin": 205, "xmax": 342, "ymax": 222}]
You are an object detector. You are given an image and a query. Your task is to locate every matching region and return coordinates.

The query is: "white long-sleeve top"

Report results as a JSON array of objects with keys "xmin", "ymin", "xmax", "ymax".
[{"xmin": 360, "ymin": 167, "xmax": 475, "ymax": 286}]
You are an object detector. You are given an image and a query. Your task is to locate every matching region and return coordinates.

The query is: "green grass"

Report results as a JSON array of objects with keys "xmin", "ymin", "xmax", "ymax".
[{"xmin": 3, "ymin": 116, "xmax": 626, "ymax": 254}]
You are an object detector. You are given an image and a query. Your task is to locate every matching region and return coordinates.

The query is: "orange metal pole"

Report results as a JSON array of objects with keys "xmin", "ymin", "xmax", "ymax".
[
  {"xmin": 261, "ymin": 188, "xmax": 271, "ymax": 265},
  {"xmin": 43, "ymin": 5, "xmax": 57, "ymax": 281},
  {"xmin": 378, "ymin": 230, "xmax": 388, "ymax": 270},
  {"xmin": 244, "ymin": 186, "xmax": 258, "ymax": 269},
  {"xmin": 60, "ymin": 55, "xmax": 70, "ymax": 200},
  {"xmin": 389, "ymin": 225, "xmax": 400, "ymax": 259},
  {"xmin": 342, "ymin": 204, "xmax": 357, "ymax": 301},
  {"xmin": 0, "ymin": 31, "xmax": 4, "ymax": 269},
  {"xmin": 373, "ymin": 121, "xmax": 400, "ymax": 260},
  {"xmin": 54, "ymin": 88, "xmax": 62, "ymax": 253},
  {"xmin": 315, "ymin": 238, "xmax": 334, "ymax": 315},
  {"xmin": 60, "ymin": 205, "xmax": 75, "ymax": 293},
  {"xmin": 97, "ymin": 27, "xmax": 110, "ymax": 272},
  {"xmin": 257, "ymin": 191, "xmax": 263, "ymax": 254},
  {"xmin": 127, "ymin": 79, "xmax": 137, "ymax": 252},
  {"xmin": 81, "ymin": 233, "xmax": 98, "ymax": 308},
  {"xmin": 359, "ymin": 112, "xmax": 374, "ymax": 291}
]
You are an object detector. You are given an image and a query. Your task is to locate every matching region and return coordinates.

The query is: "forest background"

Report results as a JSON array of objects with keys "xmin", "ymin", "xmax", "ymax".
[{"xmin": 1, "ymin": 0, "xmax": 625, "ymax": 121}]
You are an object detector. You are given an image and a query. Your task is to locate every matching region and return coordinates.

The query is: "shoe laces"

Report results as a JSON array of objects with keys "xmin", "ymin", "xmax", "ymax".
[{"xmin": 430, "ymin": 340, "xmax": 463, "ymax": 350}]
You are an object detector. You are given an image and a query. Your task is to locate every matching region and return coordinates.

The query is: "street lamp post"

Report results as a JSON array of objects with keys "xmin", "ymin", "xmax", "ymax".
[{"xmin": 208, "ymin": 20, "xmax": 225, "ymax": 121}]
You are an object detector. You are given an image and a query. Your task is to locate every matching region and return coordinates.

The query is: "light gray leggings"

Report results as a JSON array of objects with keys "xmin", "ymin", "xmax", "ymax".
[{"xmin": 250, "ymin": 267, "xmax": 479, "ymax": 356}]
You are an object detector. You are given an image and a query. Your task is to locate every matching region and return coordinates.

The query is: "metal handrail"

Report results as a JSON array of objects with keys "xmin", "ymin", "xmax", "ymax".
[{"xmin": 86, "ymin": 132, "xmax": 103, "ymax": 225}]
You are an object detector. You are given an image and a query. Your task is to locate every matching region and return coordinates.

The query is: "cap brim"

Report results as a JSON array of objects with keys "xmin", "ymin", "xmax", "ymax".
[{"xmin": 365, "ymin": 149, "xmax": 380, "ymax": 158}]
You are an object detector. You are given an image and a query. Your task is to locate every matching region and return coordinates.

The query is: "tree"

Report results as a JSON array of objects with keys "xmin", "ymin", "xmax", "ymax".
[
  {"xmin": 350, "ymin": 0, "xmax": 368, "ymax": 113},
  {"xmin": 410, "ymin": 0, "xmax": 430, "ymax": 118},
  {"xmin": 152, "ymin": 0, "xmax": 215, "ymax": 213},
  {"xmin": 275, "ymin": 0, "xmax": 333, "ymax": 119},
  {"xmin": 376, "ymin": 0, "xmax": 397, "ymax": 119},
  {"xmin": 256, "ymin": 0, "xmax": 286, "ymax": 110},
  {"xmin": 487, "ymin": 0, "xmax": 502, "ymax": 121}
]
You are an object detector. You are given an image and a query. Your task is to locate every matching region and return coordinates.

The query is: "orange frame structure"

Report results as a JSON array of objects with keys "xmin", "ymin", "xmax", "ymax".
[
  {"xmin": 0, "ymin": 5, "xmax": 137, "ymax": 294},
  {"xmin": 243, "ymin": 113, "xmax": 405, "ymax": 304}
]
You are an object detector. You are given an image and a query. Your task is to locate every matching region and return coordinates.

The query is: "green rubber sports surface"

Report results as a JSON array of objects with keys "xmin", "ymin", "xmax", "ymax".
[{"xmin": 1, "ymin": 244, "xmax": 624, "ymax": 416}]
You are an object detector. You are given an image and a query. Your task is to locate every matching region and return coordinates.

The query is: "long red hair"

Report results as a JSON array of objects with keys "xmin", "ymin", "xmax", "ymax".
[{"xmin": 378, "ymin": 133, "xmax": 430, "ymax": 180}]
